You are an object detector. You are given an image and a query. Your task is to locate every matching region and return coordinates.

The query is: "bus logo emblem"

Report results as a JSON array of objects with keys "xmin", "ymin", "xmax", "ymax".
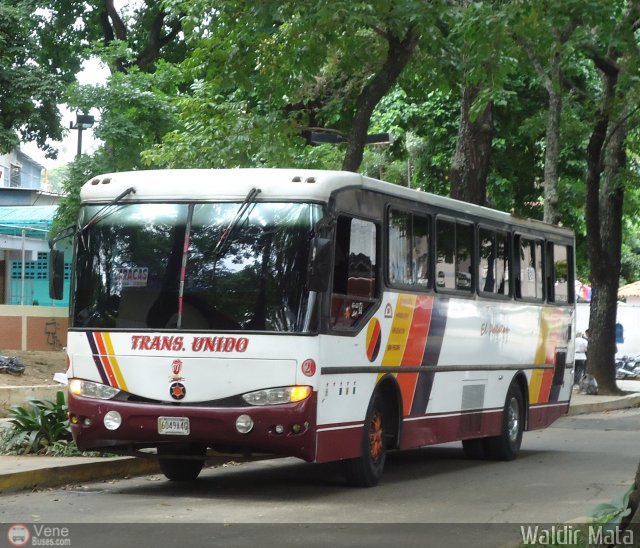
[
  {"xmin": 169, "ymin": 382, "xmax": 186, "ymax": 400},
  {"xmin": 171, "ymin": 359, "xmax": 183, "ymax": 375}
]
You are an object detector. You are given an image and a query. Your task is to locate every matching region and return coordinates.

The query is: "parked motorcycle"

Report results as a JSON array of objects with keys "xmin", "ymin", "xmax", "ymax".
[{"xmin": 616, "ymin": 355, "xmax": 640, "ymax": 379}]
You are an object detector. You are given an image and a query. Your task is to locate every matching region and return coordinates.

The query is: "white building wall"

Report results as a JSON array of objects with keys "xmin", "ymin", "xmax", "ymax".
[{"xmin": 576, "ymin": 302, "xmax": 640, "ymax": 358}]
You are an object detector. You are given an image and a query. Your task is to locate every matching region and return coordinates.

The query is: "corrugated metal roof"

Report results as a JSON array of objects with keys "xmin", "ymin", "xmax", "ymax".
[
  {"xmin": 619, "ymin": 281, "xmax": 640, "ymax": 298},
  {"xmin": 0, "ymin": 205, "xmax": 57, "ymax": 238}
]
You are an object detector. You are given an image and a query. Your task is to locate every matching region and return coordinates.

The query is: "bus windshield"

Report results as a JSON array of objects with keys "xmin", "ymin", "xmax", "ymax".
[{"xmin": 73, "ymin": 201, "xmax": 322, "ymax": 332}]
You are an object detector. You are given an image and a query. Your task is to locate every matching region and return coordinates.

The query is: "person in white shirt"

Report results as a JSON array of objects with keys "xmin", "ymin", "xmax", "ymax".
[{"xmin": 574, "ymin": 330, "xmax": 588, "ymax": 385}]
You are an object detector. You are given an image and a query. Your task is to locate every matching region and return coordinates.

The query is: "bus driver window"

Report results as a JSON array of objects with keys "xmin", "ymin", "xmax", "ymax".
[{"xmin": 331, "ymin": 216, "xmax": 378, "ymax": 328}]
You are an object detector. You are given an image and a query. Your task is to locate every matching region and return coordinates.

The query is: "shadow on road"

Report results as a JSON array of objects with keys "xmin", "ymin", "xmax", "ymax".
[{"xmin": 107, "ymin": 443, "xmax": 551, "ymax": 502}]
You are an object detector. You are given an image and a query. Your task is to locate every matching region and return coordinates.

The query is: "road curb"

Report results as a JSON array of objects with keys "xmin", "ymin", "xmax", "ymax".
[
  {"xmin": 0, "ymin": 453, "xmax": 271, "ymax": 493},
  {"xmin": 0, "ymin": 457, "xmax": 161, "ymax": 493},
  {"xmin": 566, "ymin": 393, "xmax": 640, "ymax": 416}
]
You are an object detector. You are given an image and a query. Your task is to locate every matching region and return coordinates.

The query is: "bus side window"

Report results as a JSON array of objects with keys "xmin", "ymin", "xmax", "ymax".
[
  {"xmin": 413, "ymin": 215, "xmax": 430, "ymax": 286},
  {"xmin": 388, "ymin": 209, "xmax": 412, "ymax": 285},
  {"xmin": 496, "ymin": 231, "xmax": 510, "ymax": 295},
  {"xmin": 388, "ymin": 209, "xmax": 430, "ymax": 288},
  {"xmin": 436, "ymin": 218, "xmax": 472, "ymax": 292},
  {"xmin": 347, "ymin": 218, "xmax": 377, "ymax": 298},
  {"xmin": 516, "ymin": 236, "xmax": 544, "ymax": 300},
  {"xmin": 332, "ymin": 216, "xmax": 351, "ymax": 295},
  {"xmin": 479, "ymin": 228, "xmax": 510, "ymax": 296},
  {"xmin": 331, "ymin": 215, "xmax": 378, "ymax": 329},
  {"xmin": 548, "ymin": 242, "xmax": 570, "ymax": 304}
]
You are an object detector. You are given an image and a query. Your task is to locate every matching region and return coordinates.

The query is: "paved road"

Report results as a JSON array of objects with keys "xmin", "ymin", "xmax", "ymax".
[{"xmin": 2, "ymin": 408, "xmax": 639, "ymax": 547}]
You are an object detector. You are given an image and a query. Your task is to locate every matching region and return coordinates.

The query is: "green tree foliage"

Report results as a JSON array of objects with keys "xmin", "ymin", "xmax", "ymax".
[
  {"xmin": 51, "ymin": 67, "xmax": 179, "ymax": 233},
  {"xmin": 51, "ymin": 1, "xmax": 188, "ymax": 231},
  {"xmin": 146, "ymin": 0, "xmax": 447, "ymax": 170},
  {"xmin": 0, "ymin": 2, "xmax": 72, "ymax": 155}
]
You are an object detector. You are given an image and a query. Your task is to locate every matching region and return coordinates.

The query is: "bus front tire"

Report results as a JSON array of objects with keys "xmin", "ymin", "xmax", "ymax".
[
  {"xmin": 484, "ymin": 384, "xmax": 524, "ymax": 461},
  {"xmin": 344, "ymin": 392, "xmax": 387, "ymax": 487},
  {"xmin": 158, "ymin": 445, "xmax": 206, "ymax": 481}
]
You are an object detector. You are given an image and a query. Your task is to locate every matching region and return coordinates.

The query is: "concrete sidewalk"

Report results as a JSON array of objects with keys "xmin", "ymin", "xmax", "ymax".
[{"xmin": 0, "ymin": 381, "xmax": 639, "ymax": 493}]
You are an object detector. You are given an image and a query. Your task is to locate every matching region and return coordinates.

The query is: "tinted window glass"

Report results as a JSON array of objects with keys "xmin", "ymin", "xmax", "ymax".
[
  {"xmin": 74, "ymin": 204, "xmax": 188, "ymax": 329},
  {"xmin": 185, "ymin": 202, "xmax": 319, "ymax": 331},
  {"xmin": 332, "ymin": 216, "xmax": 378, "ymax": 329},
  {"xmin": 456, "ymin": 223, "xmax": 473, "ymax": 290},
  {"xmin": 73, "ymin": 202, "xmax": 321, "ymax": 332},
  {"xmin": 388, "ymin": 210, "xmax": 412, "ymax": 285},
  {"xmin": 436, "ymin": 219, "xmax": 455, "ymax": 289},
  {"xmin": 388, "ymin": 209, "xmax": 430, "ymax": 287},
  {"xmin": 436, "ymin": 219, "xmax": 472, "ymax": 292},
  {"xmin": 551, "ymin": 244, "xmax": 569, "ymax": 303},
  {"xmin": 517, "ymin": 237, "xmax": 544, "ymax": 300},
  {"xmin": 479, "ymin": 228, "xmax": 510, "ymax": 296}
]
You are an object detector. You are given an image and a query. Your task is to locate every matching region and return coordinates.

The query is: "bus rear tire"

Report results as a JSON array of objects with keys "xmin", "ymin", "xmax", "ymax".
[
  {"xmin": 344, "ymin": 392, "xmax": 387, "ymax": 487},
  {"xmin": 484, "ymin": 383, "xmax": 524, "ymax": 461},
  {"xmin": 158, "ymin": 444, "xmax": 206, "ymax": 481}
]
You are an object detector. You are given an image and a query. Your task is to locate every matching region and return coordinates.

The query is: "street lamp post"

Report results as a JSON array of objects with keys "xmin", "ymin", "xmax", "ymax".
[{"xmin": 70, "ymin": 113, "xmax": 95, "ymax": 157}]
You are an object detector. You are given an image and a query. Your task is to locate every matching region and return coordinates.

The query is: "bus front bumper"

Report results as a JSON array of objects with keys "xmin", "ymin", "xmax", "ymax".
[{"xmin": 68, "ymin": 391, "xmax": 317, "ymax": 462}]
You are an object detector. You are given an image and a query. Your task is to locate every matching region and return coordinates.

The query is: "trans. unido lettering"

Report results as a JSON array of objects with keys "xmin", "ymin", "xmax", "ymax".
[
  {"xmin": 191, "ymin": 336, "xmax": 248, "ymax": 352},
  {"xmin": 130, "ymin": 335, "xmax": 249, "ymax": 353}
]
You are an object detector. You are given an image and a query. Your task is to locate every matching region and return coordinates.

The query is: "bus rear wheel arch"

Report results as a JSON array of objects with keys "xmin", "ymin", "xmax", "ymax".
[{"xmin": 462, "ymin": 379, "xmax": 526, "ymax": 461}]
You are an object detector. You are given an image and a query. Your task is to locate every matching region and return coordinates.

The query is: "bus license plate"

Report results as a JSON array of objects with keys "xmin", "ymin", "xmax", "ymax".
[{"xmin": 158, "ymin": 417, "xmax": 190, "ymax": 435}]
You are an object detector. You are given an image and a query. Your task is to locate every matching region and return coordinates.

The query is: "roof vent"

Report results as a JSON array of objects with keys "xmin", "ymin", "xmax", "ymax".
[
  {"xmin": 305, "ymin": 177, "xmax": 316, "ymax": 184},
  {"xmin": 101, "ymin": 178, "xmax": 111, "ymax": 184},
  {"xmin": 90, "ymin": 178, "xmax": 100, "ymax": 185},
  {"xmin": 292, "ymin": 176, "xmax": 302, "ymax": 182}
]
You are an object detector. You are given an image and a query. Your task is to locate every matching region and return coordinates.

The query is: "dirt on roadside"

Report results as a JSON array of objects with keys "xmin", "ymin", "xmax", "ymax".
[{"xmin": 0, "ymin": 349, "xmax": 66, "ymax": 386}]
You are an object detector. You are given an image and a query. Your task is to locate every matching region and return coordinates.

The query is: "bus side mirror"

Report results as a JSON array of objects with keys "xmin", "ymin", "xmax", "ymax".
[
  {"xmin": 49, "ymin": 250, "xmax": 65, "ymax": 300},
  {"xmin": 307, "ymin": 237, "xmax": 332, "ymax": 292}
]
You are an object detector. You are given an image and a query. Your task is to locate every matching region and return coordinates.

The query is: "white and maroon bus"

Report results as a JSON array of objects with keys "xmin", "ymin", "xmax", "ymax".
[{"xmin": 50, "ymin": 168, "xmax": 575, "ymax": 486}]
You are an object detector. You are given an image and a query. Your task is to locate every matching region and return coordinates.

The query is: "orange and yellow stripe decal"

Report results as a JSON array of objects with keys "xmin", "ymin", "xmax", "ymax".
[
  {"xmin": 86, "ymin": 332, "xmax": 128, "ymax": 391},
  {"xmin": 530, "ymin": 307, "xmax": 566, "ymax": 404},
  {"xmin": 380, "ymin": 294, "xmax": 434, "ymax": 414}
]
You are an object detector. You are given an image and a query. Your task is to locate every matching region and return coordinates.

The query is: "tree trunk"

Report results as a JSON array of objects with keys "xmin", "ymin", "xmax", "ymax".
[
  {"xmin": 585, "ymin": 67, "xmax": 626, "ymax": 395},
  {"xmin": 542, "ymin": 54, "xmax": 562, "ymax": 225},
  {"xmin": 341, "ymin": 28, "xmax": 417, "ymax": 172},
  {"xmin": 449, "ymin": 85, "xmax": 493, "ymax": 206}
]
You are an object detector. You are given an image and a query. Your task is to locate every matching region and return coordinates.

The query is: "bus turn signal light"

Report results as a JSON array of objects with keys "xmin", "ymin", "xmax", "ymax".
[{"xmin": 290, "ymin": 386, "xmax": 312, "ymax": 402}]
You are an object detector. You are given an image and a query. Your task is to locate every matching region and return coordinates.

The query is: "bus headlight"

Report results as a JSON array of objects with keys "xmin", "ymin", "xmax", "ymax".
[
  {"xmin": 69, "ymin": 379, "xmax": 120, "ymax": 400},
  {"xmin": 242, "ymin": 386, "xmax": 312, "ymax": 406}
]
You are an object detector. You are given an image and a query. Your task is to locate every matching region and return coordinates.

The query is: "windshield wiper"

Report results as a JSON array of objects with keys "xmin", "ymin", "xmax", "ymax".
[
  {"xmin": 79, "ymin": 186, "xmax": 137, "ymax": 233},
  {"xmin": 48, "ymin": 186, "xmax": 137, "ymax": 251},
  {"xmin": 76, "ymin": 186, "xmax": 136, "ymax": 249},
  {"xmin": 213, "ymin": 187, "xmax": 261, "ymax": 258}
]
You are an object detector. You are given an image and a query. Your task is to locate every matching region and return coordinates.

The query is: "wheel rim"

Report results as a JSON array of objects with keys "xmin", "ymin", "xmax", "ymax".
[
  {"xmin": 507, "ymin": 397, "xmax": 520, "ymax": 442},
  {"xmin": 369, "ymin": 410, "xmax": 383, "ymax": 460}
]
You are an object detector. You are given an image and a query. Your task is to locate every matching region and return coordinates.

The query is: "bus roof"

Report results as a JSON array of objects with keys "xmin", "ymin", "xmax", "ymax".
[{"xmin": 80, "ymin": 168, "xmax": 573, "ymax": 238}]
